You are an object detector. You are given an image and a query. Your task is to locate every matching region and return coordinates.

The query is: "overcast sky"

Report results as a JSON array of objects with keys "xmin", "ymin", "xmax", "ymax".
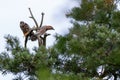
[{"xmin": 0, "ymin": 0, "xmax": 77, "ymax": 80}]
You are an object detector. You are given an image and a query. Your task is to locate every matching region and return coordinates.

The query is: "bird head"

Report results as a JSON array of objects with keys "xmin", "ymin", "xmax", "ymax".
[{"xmin": 46, "ymin": 26, "xmax": 55, "ymax": 30}]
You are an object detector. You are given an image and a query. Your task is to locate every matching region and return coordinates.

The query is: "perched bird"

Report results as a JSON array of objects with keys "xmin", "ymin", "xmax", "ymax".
[
  {"xmin": 35, "ymin": 25, "xmax": 54, "ymax": 36},
  {"xmin": 35, "ymin": 25, "xmax": 54, "ymax": 46},
  {"xmin": 20, "ymin": 21, "xmax": 54, "ymax": 47}
]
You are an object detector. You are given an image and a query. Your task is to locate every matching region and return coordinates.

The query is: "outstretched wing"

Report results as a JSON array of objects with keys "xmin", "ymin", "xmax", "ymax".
[
  {"xmin": 20, "ymin": 21, "xmax": 32, "ymax": 48},
  {"xmin": 20, "ymin": 21, "xmax": 31, "ymax": 37}
]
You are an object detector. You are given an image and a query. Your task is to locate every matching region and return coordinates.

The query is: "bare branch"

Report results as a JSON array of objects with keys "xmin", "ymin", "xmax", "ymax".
[
  {"xmin": 39, "ymin": 33, "xmax": 51, "ymax": 47},
  {"xmin": 23, "ymin": 8, "xmax": 53, "ymax": 48},
  {"xmin": 39, "ymin": 12, "xmax": 45, "ymax": 28},
  {"xmin": 43, "ymin": 33, "xmax": 50, "ymax": 47},
  {"xmin": 28, "ymin": 8, "xmax": 39, "ymax": 28},
  {"xmin": 37, "ymin": 36, "xmax": 42, "ymax": 47}
]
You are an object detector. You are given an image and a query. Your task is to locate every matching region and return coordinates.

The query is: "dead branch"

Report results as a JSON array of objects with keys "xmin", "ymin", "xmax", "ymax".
[
  {"xmin": 37, "ymin": 36, "xmax": 42, "ymax": 47},
  {"xmin": 39, "ymin": 12, "xmax": 45, "ymax": 28},
  {"xmin": 28, "ymin": 8, "xmax": 39, "ymax": 28},
  {"xmin": 43, "ymin": 33, "xmax": 51, "ymax": 47},
  {"xmin": 39, "ymin": 33, "xmax": 50, "ymax": 47},
  {"xmin": 27, "ymin": 8, "xmax": 53, "ymax": 48},
  {"xmin": 28, "ymin": 8, "xmax": 45, "ymax": 47}
]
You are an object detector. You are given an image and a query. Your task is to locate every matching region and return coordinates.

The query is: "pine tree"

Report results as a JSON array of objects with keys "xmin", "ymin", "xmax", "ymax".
[
  {"xmin": 1, "ymin": 0, "xmax": 120, "ymax": 80},
  {"xmin": 51, "ymin": 0, "xmax": 120, "ymax": 79},
  {"xmin": 0, "ymin": 35, "xmax": 50, "ymax": 80}
]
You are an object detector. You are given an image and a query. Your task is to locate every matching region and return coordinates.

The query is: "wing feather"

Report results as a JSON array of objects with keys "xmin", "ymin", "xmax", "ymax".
[{"xmin": 20, "ymin": 21, "xmax": 31, "ymax": 37}]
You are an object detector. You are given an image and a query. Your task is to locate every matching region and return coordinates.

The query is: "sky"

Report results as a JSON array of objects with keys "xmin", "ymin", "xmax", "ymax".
[{"xmin": 0, "ymin": 0, "xmax": 77, "ymax": 80}]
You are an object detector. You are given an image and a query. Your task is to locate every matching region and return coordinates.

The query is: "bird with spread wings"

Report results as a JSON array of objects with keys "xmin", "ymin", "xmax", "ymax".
[
  {"xmin": 20, "ymin": 21, "xmax": 54, "ymax": 48},
  {"xmin": 20, "ymin": 8, "xmax": 54, "ymax": 48},
  {"xmin": 20, "ymin": 21, "xmax": 37, "ymax": 48}
]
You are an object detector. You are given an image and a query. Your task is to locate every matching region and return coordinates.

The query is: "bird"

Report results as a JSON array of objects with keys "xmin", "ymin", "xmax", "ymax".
[
  {"xmin": 20, "ymin": 21, "xmax": 54, "ymax": 47},
  {"xmin": 35, "ymin": 25, "xmax": 54, "ymax": 36},
  {"xmin": 20, "ymin": 21, "xmax": 33, "ymax": 37},
  {"xmin": 20, "ymin": 21, "xmax": 37, "ymax": 48},
  {"xmin": 34, "ymin": 25, "xmax": 54, "ymax": 46}
]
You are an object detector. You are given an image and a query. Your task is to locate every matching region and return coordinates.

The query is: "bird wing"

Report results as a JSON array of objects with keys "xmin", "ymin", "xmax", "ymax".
[{"xmin": 20, "ymin": 21, "xmax": 32, "ymax": 37}]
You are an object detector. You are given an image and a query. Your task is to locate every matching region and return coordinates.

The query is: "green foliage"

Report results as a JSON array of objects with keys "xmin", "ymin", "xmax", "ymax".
[
  {"xmin": 53, "ymin": 0, "xmax": 120, "ymax": 79},
  {"xmin": 0, "ymin": 35, "xmax": 50, "ymax": 79},
  {"xmin": 1, "ymin": 0, "xmax": 120, "ymax": 80},
  {"xmin": 0, "ymin": 35, "xmax": 90, "ymax": 80},
  {"xmin": 112, "ymin": 11, "xmax": 120, "ymax": 32},
  {"xmin": 37, "ymin": 67, "xmax": 90, "ymax": 80},
  {"xmin": 66, "ymin": 0, "xmax": 94, "ymax": 21}
]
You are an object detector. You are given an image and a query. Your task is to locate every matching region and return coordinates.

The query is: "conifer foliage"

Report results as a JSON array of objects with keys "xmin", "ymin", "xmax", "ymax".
[{"xmin": 1, "ymin": 0, "xmax": 120, "ymax": 80}]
